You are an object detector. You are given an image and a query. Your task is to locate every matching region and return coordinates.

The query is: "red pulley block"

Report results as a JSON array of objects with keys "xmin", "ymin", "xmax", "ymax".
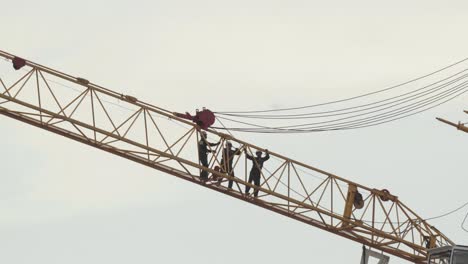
[
  {"xmin": 12, "ymin": 57, "xmax": 26, "ymax": 70},
  {"xmin": 174, "ymin": 108, "xmax": 215, "ymax": 130}
]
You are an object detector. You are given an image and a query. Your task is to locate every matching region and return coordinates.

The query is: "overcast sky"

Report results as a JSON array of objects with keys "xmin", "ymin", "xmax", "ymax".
[{"xmin": 1, "ymin": 1, "xmax": 468, "ymax": 263}]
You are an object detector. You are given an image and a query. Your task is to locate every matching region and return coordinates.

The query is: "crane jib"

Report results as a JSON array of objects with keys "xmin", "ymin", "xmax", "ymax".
[{"xmin": 0, "ymin": 50, "xmax": 457, "ymax": 264}]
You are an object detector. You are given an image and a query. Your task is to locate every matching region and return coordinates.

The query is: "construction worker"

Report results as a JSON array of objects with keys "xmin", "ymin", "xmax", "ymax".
[
  {"xmin": 198, "ymin": 131, "xmax": 219, "ymax": 181},
  {"xmin": 221, "ymin": 141, "xmax": 241, "ymax": 189},
  {"xmin": 245, "ymin": 149, "xmax": 270, "ymax": 197}
]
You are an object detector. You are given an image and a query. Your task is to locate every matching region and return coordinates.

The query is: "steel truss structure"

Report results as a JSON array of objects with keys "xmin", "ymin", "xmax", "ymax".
[{"xmin": 0, "ymin": 50, "xmax": 454, "ymax": 263}]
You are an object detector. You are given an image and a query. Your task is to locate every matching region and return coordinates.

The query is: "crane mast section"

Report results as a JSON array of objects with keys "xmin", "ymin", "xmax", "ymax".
[{"xmin": 0, "ymin": 50, "xmax": 453, "ymax": 263}]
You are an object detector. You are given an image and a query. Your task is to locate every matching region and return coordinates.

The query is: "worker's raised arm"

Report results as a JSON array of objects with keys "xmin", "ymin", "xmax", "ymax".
[{"xmin": 245, "ymin": 150, "xmax": 253, "ymax": 160}]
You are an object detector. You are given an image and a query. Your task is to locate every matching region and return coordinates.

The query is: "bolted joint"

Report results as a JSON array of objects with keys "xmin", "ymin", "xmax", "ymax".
[
  {"xmin": 121, "ymin": 94, "xmax": 138, "ymax": 103},
  {"xmin": 76, "ymin": 77, "xmax": 90, "ymax": 86}
]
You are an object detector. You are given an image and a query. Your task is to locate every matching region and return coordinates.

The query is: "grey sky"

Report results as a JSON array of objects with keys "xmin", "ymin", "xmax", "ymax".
[{"xmin": 1, "ymin": 1, "xmax": 467, "ymax": 263}]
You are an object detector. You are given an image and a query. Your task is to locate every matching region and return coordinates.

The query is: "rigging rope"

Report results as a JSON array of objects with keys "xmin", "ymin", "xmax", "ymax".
[
  {"xmin": 425, "ymin": 202, "xmax": 468, "ymax": 221},
  {"xmin": 214, "ymin": 84, "xmax": 468, "ymax": 133},
  {"xmin": 217, "ymin": 56, "xmax": 468, "ymax": 114},
  {"xmin": 218, "ymin": 69, "xmax": 468, "ymax": 120},
  {"xmin": 462, "ymin": 211, "xmax": 468, "ymax": 233},
  {"xmin": 214, "ymin": 57, "xmax": 468, "ymax": 133}
]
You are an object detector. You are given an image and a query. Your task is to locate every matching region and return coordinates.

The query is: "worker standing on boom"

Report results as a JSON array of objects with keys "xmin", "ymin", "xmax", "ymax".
[
  {"xmin": 245, "ymin": 149, "xmax": 270, "ymax": 197},
  {"xmin": 221, "ymin": 141, "xmax": 241, "ymax": 189},
  {"xmin": 198, "ymin": 131, "xmax": 219, "ymax": 181}
]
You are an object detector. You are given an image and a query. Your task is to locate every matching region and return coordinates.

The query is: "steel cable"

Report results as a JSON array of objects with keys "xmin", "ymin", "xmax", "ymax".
[
  {"xmin": 217, "ymin": 69, "xmax": 468, "ymax": 120},
  {"xmin": 214, "ymin": 83, "xmax": 468, "ymax": 133},
  {"xmin": 217, "ymin": 57, "xmax": 468, "ymax": 114}
]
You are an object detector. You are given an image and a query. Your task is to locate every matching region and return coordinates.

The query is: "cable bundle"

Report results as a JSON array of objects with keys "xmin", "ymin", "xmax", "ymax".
[{"xmin": 214, "ymin": 58, "xmax": 468, "ymax": 133}]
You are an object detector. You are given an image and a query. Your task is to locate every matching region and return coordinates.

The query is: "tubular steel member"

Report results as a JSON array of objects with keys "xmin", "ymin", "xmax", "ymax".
[
  {"xmin": 436, "ymin": 116, "xmax": 468, "ymax": 133},
  {"xmin": 0, "ymin": 50, "xmax": 455, "ymax": 263}
]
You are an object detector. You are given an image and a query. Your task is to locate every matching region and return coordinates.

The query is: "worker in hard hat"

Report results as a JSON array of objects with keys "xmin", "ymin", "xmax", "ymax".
[
  {"xmin": 245, "ymin": 149, "xmax": 270, "ymax": 197},
  {"xmin": 221, "ymin": 141, "xmax": 241, "ymax": 189},
  {"xmin": 198, "ymin": 131, "xmax": 219, "ymax": 181}
]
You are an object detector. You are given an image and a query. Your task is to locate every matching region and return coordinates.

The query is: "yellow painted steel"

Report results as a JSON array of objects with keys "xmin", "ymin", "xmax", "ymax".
[{"xmin": 0, "ymin": 50, "xmax": 456, "ymax": 263}]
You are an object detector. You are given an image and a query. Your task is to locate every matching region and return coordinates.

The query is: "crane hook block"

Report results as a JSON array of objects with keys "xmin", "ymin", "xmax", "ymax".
[
  {"xmin": 12, "ymin": 57, "xmax": 26, "ymax": 70},
  {"xmin": 174, "ymin": 108, "xmax": 215, "ymax": 130}
]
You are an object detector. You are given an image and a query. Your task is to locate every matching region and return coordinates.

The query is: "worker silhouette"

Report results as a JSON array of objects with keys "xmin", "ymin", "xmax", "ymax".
[
  {"xmin": 198, "ymin": 131, "xmax": 219, "ymax": 181},
  {"xmin": 221, "ymin": 141, "xmax": 241, "ymax": 189},
  {"xmin": 245, "ymin": 149, "xmax": 270, "ymax": 197}
]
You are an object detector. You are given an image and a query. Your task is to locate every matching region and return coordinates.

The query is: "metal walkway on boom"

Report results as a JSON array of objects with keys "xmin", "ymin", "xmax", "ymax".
[{"xmin": 0, "ymin": 50, "xmax": 455, "ymax": 263}]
